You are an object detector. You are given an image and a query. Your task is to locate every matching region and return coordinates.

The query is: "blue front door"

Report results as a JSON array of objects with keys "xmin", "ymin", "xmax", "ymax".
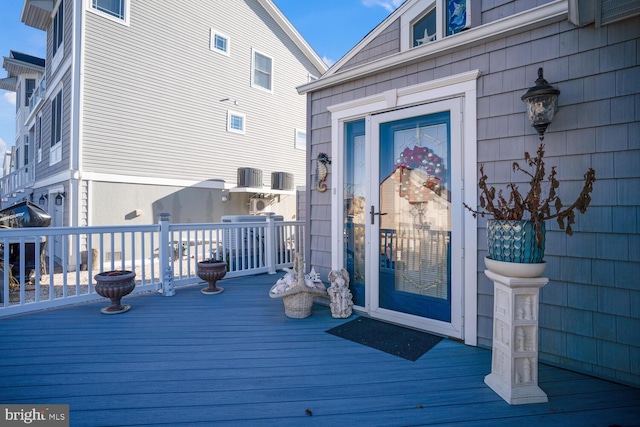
[{"xmin": 377, "ymin": 112, "xmax": 452, "ymax": 322}]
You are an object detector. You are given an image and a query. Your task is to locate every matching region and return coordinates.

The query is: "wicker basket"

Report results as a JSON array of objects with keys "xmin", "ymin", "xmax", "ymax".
[
  {"xmin": 284, "ymin": 288, "xmax": 325, "ymax": 318},
  {"xmin": 270, "ymin": 284, "xmax": 326, "ymax": 319},
  {"xmin": 269, "ymin": 252, "xmax": 326, "ymax": 319}
]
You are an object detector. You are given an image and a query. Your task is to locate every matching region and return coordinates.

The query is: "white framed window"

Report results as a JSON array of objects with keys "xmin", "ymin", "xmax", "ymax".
[
  {"xmin": 295, "ymin": 129, "xmax": 306, "ymax": 150},
  {"xmin": 50, "ymin": 88, "xmax": 63, "ymax": 166},
  {"xmin": 37, "ymin": 115, "xmax": 42, "ymax": 163},
  {"xmin": 227, "ymin": 110, "xmax": 245, "ymax": 134},
  {"xmin": 401, "ymin": 0, "xmax": 473, "ymax": 51},
  {"xmin": 413, "ymin": 8, "xmax": 437, "ymax": 47},
  {"xmin": 23, "ymin": 135, "xmax": 29, "ymax": 166},
  {"xmin": 210, "ymin": 29, "xmax": 230, "ymax": 56},
  {"xmin": 25, "ymin": 79, "xmax": 36, "ymax": 107},
  {"xmin": 52, "ymin": 1, "xmax": 64, "ymax": 71},
  {"xmin": 251, "ymin": 49, "xmax": 273, "ymax": 92},
  {"xmin": 89, "ymin": 0, "xmax": 129, "ymax": 24}
]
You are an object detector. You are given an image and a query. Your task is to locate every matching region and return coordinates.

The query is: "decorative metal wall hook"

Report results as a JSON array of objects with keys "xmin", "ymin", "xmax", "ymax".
[{"xmin": 315, "ymin": 153, "xmax": 331, "ymax": 192}]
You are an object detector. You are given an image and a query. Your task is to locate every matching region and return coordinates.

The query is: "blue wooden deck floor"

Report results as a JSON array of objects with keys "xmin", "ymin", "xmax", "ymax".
[{"xmin": 1, "ymin": 274, "xmax": 639, "ymax": 427}]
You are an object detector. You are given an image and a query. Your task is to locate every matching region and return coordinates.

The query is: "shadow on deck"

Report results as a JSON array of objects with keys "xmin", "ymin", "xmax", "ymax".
[{"xmin": 1, "ymin": 274, "xmax": 639, "ymax": 426}]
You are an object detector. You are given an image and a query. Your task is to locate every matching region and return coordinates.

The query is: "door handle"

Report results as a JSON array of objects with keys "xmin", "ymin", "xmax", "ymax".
[{"xmin": 370, "ymin": 205, "xmax": 388, "ymax": 224}]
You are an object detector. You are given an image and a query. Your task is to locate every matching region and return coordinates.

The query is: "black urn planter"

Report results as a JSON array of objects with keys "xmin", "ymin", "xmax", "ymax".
[
  {"xmin": 197, "ymin": 260, "xmax": 227, "ymax": 295},
  {"xmin": 94, "ymin": 270, "xmax": 136, "ymax": 314}
]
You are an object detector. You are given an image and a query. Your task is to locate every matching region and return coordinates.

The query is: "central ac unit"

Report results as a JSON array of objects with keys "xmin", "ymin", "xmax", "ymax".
[{"xmin": 250, "ymin": 198, "xmax": 268, "ymax": 214}]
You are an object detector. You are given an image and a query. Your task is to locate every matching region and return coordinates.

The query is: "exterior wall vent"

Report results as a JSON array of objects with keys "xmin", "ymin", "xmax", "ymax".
[
  {"xmin": 598, "ymin": 0, "xmax": 640, "ymax": 25},
  {"xmin": 237, "ymin": 168, "xmax": 263, "ymax": 188},
  {"xmin": 271, "ymin": 172, "xmax": 294, "ymax": 190}
]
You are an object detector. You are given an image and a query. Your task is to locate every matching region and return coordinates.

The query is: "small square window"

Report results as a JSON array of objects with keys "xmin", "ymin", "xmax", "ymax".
[
  {"xmin": 210, "ymin": 29, "xmax": 230, "ymax": 55},
  {"xmin": 227, "ymin": 111, "xmax": 245, "ymax": 134}
]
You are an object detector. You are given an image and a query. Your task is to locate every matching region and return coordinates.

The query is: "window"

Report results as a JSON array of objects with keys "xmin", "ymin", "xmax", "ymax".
[
  {"xmin": 210, "ymin": 29, "xmax": 230, "ymax": 55},
  {"xmin": 53, "ymin": 1, "xmax": 64, "ymax": 57},
  {"xmin": 24, "ymin": 136, "xmax": 29, "ymax": 166},
  {"xmin": 252, "ymin": 49, "xmax": 273, "ymax": 92},
  {"xmin": 37, "ymin": 116, "xmax": 42, "ymax": 163},
  {"xmin": 91, "ymin": 0, "xmax": 127, "ymax": 21},
  {"xmin": 413, "ymin": 9, "xmax": 436, "ymax": 46},
  {"xmin": 446, "ymin": 0, "xmax": 470, "ymax": 36},
  {"xmin": 227, "ymin": 111, "xmax": 245, "ymax": 134},
  {"xmin": 25, "ymin": 79, "xmax": 36, "ymax": 107},
  {"xmin": 295, "ymin": 129, "xmax": 306, "ymax": 150},
  {"xmin": 50, "ymin": 90, "xmax": 63, "ymax": 165},
  {"xmin": 403, "ymin": 0, "xmax": 473, "ymax": 51}
]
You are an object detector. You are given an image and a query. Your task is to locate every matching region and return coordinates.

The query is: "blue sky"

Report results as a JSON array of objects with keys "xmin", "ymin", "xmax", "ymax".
[{"xmin": 0, "ymin": 0, "xmax": 402, "ymax": 152}]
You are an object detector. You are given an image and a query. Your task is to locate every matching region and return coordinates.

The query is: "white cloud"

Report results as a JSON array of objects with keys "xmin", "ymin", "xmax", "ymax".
[
  {"xmin": 4, "ymin": 92, "xmax": 16, "ymax": 106},
  {"xmin": 322, "ymin": 56, "xmax": 336, "ymax": 67},
  {"xmin": 361, "ymin": 0, "xmax": 404, "ymax": 12}
]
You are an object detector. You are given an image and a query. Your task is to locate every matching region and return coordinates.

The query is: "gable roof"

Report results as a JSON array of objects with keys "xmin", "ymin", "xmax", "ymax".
[
  {"xmin": 322, "ymin": 0, "xmax": 409, "ymax": 78},
  {"xmin": 259, "ymin": 0, "xmax": 328, "ymax": 74},
  {"xmin": 20, "ymin": 0, "xmax": 327, "ymax": 76},
  {"xmin": 298, "ymin": 0, "xmax": 569, "ymax": 94}
]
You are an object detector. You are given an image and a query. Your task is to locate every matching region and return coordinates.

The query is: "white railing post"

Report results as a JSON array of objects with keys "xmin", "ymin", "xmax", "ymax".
[
  {"xmin": 158, "ymin": 213, "xmax": 175, "ymax": 296},
  {"xmin": 265, "ymin": 212, "xmax": 276, "ymax": 274}
]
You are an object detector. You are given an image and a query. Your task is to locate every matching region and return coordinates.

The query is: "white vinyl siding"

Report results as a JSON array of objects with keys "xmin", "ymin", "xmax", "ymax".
[
  {"xmin": 210, "ymin": 29, "xmax": 230, "ymax": 55},
  {"xmin": 80, "ymin": 0, "xmax": 322, "ymax": 187},
  {"xmin": 251, "ymin": 48, "xmax": 273, "ymax": 92}
]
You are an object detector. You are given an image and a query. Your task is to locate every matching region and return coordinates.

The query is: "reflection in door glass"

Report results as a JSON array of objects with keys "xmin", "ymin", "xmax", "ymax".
[
  {"xmin": 344, "ymin": 119, "xmax": 366, "ymax": 306},
  {"xmin": 380, "ymin": 119, "xmax": 450, "ymax": 301}
]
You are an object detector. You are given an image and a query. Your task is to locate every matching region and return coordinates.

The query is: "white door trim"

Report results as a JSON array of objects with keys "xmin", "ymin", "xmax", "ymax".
[
  {"xmin": 369, "ymin": 99, "xmax": 463, "ymax": 339},
  {"xmin": 328, "ymin": 70, "xmax": 479, "ymax": 345}
]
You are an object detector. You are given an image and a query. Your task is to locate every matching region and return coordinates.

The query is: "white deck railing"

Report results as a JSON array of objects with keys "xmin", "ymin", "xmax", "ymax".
[{"xmin": 0, "ymin": 213, "xmax": 303, "ymax": 317}]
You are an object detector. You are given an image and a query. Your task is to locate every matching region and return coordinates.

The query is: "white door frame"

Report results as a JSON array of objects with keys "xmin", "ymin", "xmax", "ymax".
[
  {"xmin": 328, "ymin": 70, "xmax": 479, "ymax": 346},
  {"xmin": 368, "ymin": 99, "xmax": 463, "ymax": 338}
]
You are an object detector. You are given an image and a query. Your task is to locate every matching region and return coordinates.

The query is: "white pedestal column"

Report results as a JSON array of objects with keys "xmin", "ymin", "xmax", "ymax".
[{"xmin": 484, "ymin": 270, "xmax": 549, "ymax": 405}]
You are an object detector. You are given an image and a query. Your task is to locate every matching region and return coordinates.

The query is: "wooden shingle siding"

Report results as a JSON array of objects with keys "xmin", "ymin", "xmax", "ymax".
[
  {"xmin": 340, "ymin": 18, "xmax": 401, "ymax": 72},
  {"xmin": 481, "ymin": 0, "xmax": 557, "ymax": 25},
  {"xmin": 81, "ymin": 0, "xmax": 318, "ymax": 187}
]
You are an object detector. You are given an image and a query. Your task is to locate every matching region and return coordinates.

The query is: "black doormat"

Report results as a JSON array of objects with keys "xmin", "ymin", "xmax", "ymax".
[{"xmin": 326, "ymin": 316, "xmax": 443, "ymax": 361}]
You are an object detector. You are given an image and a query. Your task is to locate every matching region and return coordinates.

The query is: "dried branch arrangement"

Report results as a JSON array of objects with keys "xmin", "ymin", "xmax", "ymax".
[{"xmin": 464, "ymin": 143, "xmax": 596, "ymax": 245}]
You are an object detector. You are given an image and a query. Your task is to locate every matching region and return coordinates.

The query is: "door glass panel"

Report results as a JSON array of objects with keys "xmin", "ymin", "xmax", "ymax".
[
  {"xmin": 344, "ymin": 119, "xmax": 366, "ymax": 306},
  {"xmin": 379, "ymin": 112, "xmax": 451, "ymax": 321}
]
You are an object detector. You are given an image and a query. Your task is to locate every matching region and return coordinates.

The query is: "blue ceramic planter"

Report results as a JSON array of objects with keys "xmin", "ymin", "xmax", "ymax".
[{"xmin": 487, "ymin": 220, "xmax": 545, "ymax": 264}]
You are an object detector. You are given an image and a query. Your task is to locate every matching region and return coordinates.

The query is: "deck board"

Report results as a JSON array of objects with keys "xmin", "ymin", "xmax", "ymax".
[{"xmin": 1, "ymin": 274, "xmax": 639, "ymax": 426}]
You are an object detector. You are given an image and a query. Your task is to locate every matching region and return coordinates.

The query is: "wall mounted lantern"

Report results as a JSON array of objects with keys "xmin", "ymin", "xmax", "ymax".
[
  {"xmin": 39, "ymin": 194, "xmax": 48, "ymax": 205},
  {"xmin": 521, "ymin": 67, "xmax": 560, "ymax": 140},
  {"xmin": 55, "ymin": 192, "xmax": 66, "ymax": 206}
]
